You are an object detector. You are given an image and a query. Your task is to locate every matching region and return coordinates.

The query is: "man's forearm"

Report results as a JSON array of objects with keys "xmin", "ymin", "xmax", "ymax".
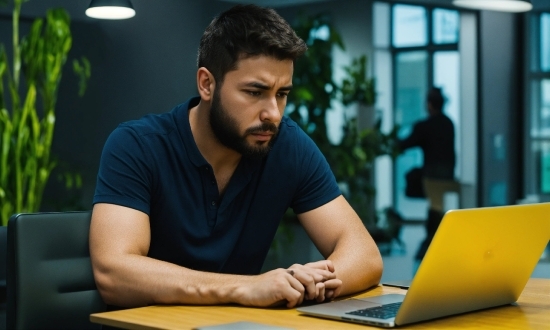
[
  {"xmin": 93, "ymin": 254, "xmax": 335, "ymax": 308},
  {"xmin": 93, "ymin": 254, "xmax": 244, "ymax": 307}
]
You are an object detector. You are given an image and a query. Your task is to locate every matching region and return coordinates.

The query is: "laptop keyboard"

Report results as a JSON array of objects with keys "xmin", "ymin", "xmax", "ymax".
[{"xmin": 346, "ymin": 302, "xmax": 402, "ymax": 319}]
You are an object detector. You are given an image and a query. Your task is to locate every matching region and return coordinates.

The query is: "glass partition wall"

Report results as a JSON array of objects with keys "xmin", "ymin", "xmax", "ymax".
[{"xmin": 391, "ymin": 4, "xmax": 461, "ymax": 219}]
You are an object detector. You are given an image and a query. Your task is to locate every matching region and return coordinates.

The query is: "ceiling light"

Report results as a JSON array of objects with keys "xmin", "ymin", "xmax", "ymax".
[
  {"xmin": 452, "ymin": 0, "xmax": 532, "ymax": 13},
  {"xmin": 86, "ymin": 0, "xmax": 136, "ymax": 20}
]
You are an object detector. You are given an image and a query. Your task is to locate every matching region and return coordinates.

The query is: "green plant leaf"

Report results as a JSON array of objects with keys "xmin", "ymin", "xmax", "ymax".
[
  {"xmin": 73, "ymin": 57, "xmax": 91, "ymax": 96},
  {"xmin": 0, "ymin": 4, "xmax": 87, "ymax": 224}
]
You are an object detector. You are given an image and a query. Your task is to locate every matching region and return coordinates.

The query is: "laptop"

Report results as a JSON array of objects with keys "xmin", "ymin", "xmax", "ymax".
[{"xmin": 298, "ymin": 203, "xmax": 550, "ymax": 327}]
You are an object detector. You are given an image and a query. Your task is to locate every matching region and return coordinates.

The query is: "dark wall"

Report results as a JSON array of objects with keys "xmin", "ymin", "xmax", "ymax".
[
  {"xmin": 278, "ymin": 0, "xmax": 372, "ymax": 61},
  {"xmin": 4, "ymin": 0, "xmax": 341, "ymax": 211},
  {"xmin": 44, "ymin": 0, "xmax": 210, "ymax": 209},
  {"xmin": 479, "ymin": 10, "xmax": 522, "ymax": 206}
]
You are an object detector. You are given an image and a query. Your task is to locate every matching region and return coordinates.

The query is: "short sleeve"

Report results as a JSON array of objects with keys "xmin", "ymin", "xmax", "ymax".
[
  {"xmin": 289, "ymin": 128, "xmax": 341, "ymax": 214},
  {"xmin": 93, "ymin": 125, "xmax": 153, "ymax": 215}
]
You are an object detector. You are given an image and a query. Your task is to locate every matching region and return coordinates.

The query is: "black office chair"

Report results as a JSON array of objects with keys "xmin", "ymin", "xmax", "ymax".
[
  {"xmin": 0, "ymin": 225, "xmax": 7, "ymax": 307},
  {"xmin": 7, "ymin": 211, "xmax": 106, "ymax": 330}
]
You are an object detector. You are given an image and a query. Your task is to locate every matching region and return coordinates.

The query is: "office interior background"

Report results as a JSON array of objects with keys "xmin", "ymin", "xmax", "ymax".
[{"xmin": 0, "ymin": 0, "xmax": 549, "ymax": 286}]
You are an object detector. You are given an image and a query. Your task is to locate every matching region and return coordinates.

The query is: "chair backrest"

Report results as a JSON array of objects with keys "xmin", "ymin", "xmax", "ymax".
[
  {"xmin": 0, "ymin": 225, "xmax": 7, "ymax": 306},
  {"xmin": 7, "ymin": 211, "xmax": 106, "ymax": 330}
]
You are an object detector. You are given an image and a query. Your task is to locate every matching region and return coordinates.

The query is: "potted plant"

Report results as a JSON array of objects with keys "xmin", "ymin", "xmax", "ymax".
[
  {"xmin": 340, "ymin": 54, "xmax": 377, "ymax": 129},
  {"xmin": 265, "ymin": 12, "xmax": 399, "ymax": 267},
  {"xmin": 0, "ymin": 0, "xmax": 90, "ymax": 225},
  {"xmin": 341, "ymin": 55, "xmax": 376, "ymax": 106},
  {"xmin": 287, "ymin": 13, "xmax": 398, "ymax": 227}
]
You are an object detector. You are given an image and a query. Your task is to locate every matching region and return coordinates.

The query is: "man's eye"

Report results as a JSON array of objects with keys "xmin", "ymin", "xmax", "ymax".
[
  {"xmin": 277, "ymin": 92, "xmax": 289, "ymax": 98},
  {"xmin": 247, "ymin": 91, "xmax": 261, "ymax": 96}
]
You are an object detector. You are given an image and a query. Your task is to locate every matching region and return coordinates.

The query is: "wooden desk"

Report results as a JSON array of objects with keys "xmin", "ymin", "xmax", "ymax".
[{"xmin": 90, "ymin": 278, "xmax": 550, "ymax": 330}]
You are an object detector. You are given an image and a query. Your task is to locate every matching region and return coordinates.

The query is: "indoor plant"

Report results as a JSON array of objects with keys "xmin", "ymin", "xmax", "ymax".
[
  {"xmin": 0, "ymin": 0, "xmax": 90, "ymax": 225},
  {"xmin": 341, "ymin": 54, "xmax": 376, "ymax": 108},
  {"xmin": 340, "ymin": 54, "xmax": 378, "ymax": 129},
  {"xmin": 287, "ymin": 12, "xmax": 398, "ymax": 228},
  {"xmin": 267, "ymin": 12, "xmax": 398, "ymax": 263}
]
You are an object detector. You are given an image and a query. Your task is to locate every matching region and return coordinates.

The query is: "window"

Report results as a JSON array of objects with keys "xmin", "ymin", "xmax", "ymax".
[
  {"xmin": 541, "ymin": 13, "xmax": 550, "ymax": 72},
  {"xmin": 392, "ymin": 5, "xmax": 428, "ymax": 48},
  {"xmin": 374, "ymin": 2, "xmax": 472, "ymax": 217},
  {"xmin": 433, "ymin": 8, "xmax": 460, "ymax": 44},
  {"xmin": 391, "ymin": 4, "xmax": 461, "ymax": 218},
  {"xmin": 526, "ymin": 12, "xmax": 550, "ymax": 196}
]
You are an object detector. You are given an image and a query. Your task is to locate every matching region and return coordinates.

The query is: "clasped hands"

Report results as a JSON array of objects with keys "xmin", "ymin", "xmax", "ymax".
[
  {"xmin": 285, "ymin": 260, "xmax": 342, "ymax": 306},
  {"xmin": 239, "ymin": 260, "xmax": 342, "ymax": 308}
]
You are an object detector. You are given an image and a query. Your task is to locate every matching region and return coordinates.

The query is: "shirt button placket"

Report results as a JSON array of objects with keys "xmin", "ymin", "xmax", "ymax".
[
  {"xmin": 208, "ymin": 200, "xmax": 217, "ymax": 227},
  {"xmin": 203, "ymin": 166, "xmax": 217, "ymax": 227}
]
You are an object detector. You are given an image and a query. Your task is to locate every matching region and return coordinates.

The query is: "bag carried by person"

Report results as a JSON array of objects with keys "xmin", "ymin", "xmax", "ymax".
[{"xmin": 405, "ymin": 167, "xmax": 425, "ymax": 198}]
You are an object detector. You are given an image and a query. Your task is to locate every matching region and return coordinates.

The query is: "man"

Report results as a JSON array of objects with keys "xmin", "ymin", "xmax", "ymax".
[
  {"xmin": 399, "ymin": 87, "xmax": 456, "ymax": 262},
  {"xmin": 399, "ymin": 87, "xmax": 455, "ymax": 182},
  {"xmin": 90, "ymin": 4, "xmax": 382, "ymax": 309}
]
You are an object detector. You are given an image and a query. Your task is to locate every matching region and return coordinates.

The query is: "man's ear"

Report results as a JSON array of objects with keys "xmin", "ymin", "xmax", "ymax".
[{"xmin": 197, "ymin": 67, "xmax": 215, "ymax": 101}]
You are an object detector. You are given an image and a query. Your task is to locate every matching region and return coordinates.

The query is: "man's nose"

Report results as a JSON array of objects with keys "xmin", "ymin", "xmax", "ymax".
[{"xmin": 260, "ymin": 97, "xmax": 282, "ymax": 123}]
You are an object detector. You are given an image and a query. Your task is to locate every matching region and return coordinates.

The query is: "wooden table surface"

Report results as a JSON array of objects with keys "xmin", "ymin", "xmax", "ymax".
[{"xmin": 90, "ymin": 278, "xmax": 550, "ymax": 330}]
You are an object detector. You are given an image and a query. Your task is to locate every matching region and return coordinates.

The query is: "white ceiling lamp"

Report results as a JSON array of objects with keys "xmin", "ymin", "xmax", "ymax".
[
  {"xmin": 453, "ymin": 0, "xmax": 533, "ymax": 12},
  {"xmin": 86, "ymin": 0, "xmax": 136, "ymax": 20}
]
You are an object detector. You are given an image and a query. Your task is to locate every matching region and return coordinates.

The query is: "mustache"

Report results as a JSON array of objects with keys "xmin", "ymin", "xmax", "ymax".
[{"xmin": 245, "ymin": 122, "xmax": 278, "ymax": 135}]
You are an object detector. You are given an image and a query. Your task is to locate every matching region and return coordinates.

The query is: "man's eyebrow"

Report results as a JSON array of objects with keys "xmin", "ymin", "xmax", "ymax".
[
  {"xmin": 243, "ymin": 82, "xmax": 293, "ymax": 91},
  {"xmin": 279, "ymin": 85, "xmax": 293, "ymax": 91}
]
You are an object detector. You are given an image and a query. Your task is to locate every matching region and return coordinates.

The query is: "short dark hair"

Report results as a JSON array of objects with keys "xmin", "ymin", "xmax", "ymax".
[
  {"xmin": 427, "ymin": 87, "xmax": 445, "ymax": 112},
  {"xmin": 197, "ymin": 4, "xmax": 307, "ymax": 85}
]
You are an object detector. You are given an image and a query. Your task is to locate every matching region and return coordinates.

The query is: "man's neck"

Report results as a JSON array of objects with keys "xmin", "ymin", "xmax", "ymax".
[{"xmin": 189, "ymin": 101, "xmax": 242, "ymax": 193}]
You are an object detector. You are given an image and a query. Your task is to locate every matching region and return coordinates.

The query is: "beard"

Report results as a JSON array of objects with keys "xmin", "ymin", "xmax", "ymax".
[{"xmin": 209, "ymin": 89, "xmax": 279, "ymax": 160}]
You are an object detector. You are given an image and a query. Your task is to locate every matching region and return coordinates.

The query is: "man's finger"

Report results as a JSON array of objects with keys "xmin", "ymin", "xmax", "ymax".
[
  {"xmin": 316, "ymin": 282, "xmax": 326, "ymax": 302},
  {"xmin": 305, "ymin": 260, "xmax": 335, "ymax": 273},
  {"xmin": 285, "ymin": 273, "xmax": 306, "ymax": 307},
  {"xmin": 323, "ymin": 278, "xmax": 343, "ymax": 298},
  {"xmin": 288, "ymin": 270, "xmax": 316, "ymax": 300},
  {"xmin": 289, "ymin": 265, "xmax": 335, "ymax": 282}
]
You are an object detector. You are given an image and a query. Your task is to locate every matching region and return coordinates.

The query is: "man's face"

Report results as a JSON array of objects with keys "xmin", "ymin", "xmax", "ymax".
[{"xmin": 209, "ymin": 55, "xmax": 294, "ymax": 159}]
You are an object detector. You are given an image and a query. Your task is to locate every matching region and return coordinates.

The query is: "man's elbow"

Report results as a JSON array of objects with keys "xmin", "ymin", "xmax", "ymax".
[
  {"xmin": 357, "ymin": 247, "xmax": 383, "ymax": 290},
  {"xmin": 92, "ymin": 263, "xmax": 120, "ymax": 306},
  {"xmin": 369, "ymin": 254, "xmax": 384, "ymax": 287}
]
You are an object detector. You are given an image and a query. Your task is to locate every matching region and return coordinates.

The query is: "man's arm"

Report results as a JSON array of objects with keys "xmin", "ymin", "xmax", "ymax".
[
  {"xmin": 297, "ymin": 195, "xmax": 383, "ymax": 297},
  {"xmin": 90, "ymin": 203, "xmax": 335, "ymax": 307},
  {"xmin": 398, "ymin": 122, "xmax": 423, "ymax": 151}
]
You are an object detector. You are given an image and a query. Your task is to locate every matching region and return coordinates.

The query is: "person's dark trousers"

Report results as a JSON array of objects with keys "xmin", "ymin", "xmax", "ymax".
[{"xmin": 415, "ymin": 209, "xmax": 444, "ymax": 261}]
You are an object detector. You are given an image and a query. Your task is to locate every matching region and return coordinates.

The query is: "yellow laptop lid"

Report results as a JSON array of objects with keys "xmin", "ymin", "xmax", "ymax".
[{"xmin": 396, "ymin": 203, "xmax": 550, "ymax": 325}]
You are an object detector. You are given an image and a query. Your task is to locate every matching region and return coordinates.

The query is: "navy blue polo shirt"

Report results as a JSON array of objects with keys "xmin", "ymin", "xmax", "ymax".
[{"xmin": 93, "ymin": 97, "xmax": 341, "ymax": 274}]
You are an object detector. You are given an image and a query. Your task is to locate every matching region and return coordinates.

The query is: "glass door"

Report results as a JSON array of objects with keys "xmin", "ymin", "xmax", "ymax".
[
  {"xmin": 394, "ymin": 51, "xmax": 429, "ymax": 218},
  {"xmin": 391, "ymin": 4, "xmax": 461, "ymax": 219}
]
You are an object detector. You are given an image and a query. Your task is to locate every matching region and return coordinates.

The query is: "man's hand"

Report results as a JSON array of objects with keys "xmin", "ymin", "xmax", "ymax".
[
  {"xmin": 298, "ymin": 196, "xmax": 383, "ymax": 297},
  {"xmin": 289, "ymin": 260, "xmax": 342, "ymax": 302},
  {"xmin": 235, "ymin": 261, "xmax": 339, "ymax": 308},
  {"xmin": 235, "ymin": 268, "xmax": 306, "ymax": 308}
]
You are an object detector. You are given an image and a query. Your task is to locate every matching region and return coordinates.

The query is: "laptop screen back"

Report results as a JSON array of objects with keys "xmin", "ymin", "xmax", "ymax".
[{"xmin": 395, "ymin": 203, "xmax": 550, "ymax": 325}]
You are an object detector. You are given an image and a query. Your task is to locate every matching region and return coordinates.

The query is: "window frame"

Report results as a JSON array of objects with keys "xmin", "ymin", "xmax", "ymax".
[{"xmin": 525, "ymin": 11, "xmax": 550, "ymax": 197}]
